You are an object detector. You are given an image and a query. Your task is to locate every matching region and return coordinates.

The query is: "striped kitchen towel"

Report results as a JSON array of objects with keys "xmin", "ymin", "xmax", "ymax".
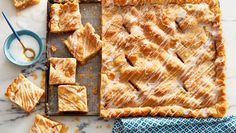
[{"xmin": 113, "ymin": 116, "xmax": 236, "ymax": 133}]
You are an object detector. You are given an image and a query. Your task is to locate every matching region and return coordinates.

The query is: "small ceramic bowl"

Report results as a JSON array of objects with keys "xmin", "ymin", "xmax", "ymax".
[{"xmin": 4, "ymin": 30, "xmax": 44, "ymax": 66}]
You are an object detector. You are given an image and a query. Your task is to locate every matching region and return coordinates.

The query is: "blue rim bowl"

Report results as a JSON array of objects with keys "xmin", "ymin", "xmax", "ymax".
[{"xmin": 4, "ymin": 30, "xmax": 44, "ymax": 66}]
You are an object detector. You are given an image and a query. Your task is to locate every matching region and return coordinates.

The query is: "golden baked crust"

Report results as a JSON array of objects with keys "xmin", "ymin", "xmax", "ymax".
[
  {"xmin": 52, "ymin": 0, "xmax": 79, "ymax": 3},
  {"xmin": 5, "ymin": 74, "xmax": 44, "ymax": 112},
  {"xmin": 13, "ymin": 0, "xmax": 40, "ymax": 9},
  {"xmin": 49, "ymin": 57, "xmax": 76, "ymax": 85},
  {"xmin": 102, "ymin": 0, "xmax": 218, "ymax": 7},
  {"xmin": 49, "ymin": 2, "xmax": 82, "ymax": 33},
  {"xmin": 58, "ymin": 85, "xmax": 88, "ymax": 112},
  {"xmin": 64, "ymin": 23, "xmax": 102, "ymax": 64},
  {"xmin": 101, "ymin": 0, "xmax": 227, "ymax": 118},
  {"xmin": 30, "ymin": 114, "xmax": 63, "ymax": 133}
]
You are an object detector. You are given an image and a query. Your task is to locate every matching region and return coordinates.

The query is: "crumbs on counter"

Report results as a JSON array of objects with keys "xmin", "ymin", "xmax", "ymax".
[
  {"xmin": 74, "ymin": 129, "xmax": 80, "ymax": 133},
  {"xmin": 74, "ymin": 117, "xmax": 80, "ymax": 123},
  {"xmin": 105, "ymin": 124, "xmax": 112, "ymax": 129},
  {"xmin": 31, "ymin": 71, "xmax": 38, "ymax": 80},
  {"xmin": 92, "ymin": 88, "xmax": 97, "ymax": 95},
  {"xmin": 92, "ymin": 11, "xmax": 96, "ymax": 16},
  {"xmin": 16, "ymin": 10, "xmax": 21, "ymax": 16},
  {"xmin": 79, "ymin": 73, "xmax": 85, "ymax": 79},
  {"xmin": 46, "ymin": 103, "xmax": 50, "ymax": 112},
  {"xmin": 51, "ymin": 45, "xmax": 57, "ymax": 52},
  {"xmin": 40, "ymin": 71, "xmax": 46, "ymax": 90},
  {"xmin": 96, "ymin": 123, "xmax": 102, "ymax": 128}
]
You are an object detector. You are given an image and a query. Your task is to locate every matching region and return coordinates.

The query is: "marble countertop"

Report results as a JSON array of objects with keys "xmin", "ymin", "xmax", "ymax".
[{"xmin": 0, "ymin": 0, "xmax": 235, "ymax": 132}]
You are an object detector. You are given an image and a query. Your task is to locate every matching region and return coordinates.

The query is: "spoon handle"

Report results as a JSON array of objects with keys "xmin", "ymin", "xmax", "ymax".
[{"xmin": 2, "ymin": 12, "xmax": 22, "ymax": 42}]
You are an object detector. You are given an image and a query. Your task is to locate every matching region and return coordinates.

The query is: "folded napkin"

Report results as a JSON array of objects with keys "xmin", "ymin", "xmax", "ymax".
[{"xmin": 113, "ymin": 116, "xmax": 236, "ymax": 133}]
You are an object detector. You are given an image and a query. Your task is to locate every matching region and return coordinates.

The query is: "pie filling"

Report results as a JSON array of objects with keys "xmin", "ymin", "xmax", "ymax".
[{"xmin": 100, "ymin": 0, "xmax": 226, "ymax": 118}]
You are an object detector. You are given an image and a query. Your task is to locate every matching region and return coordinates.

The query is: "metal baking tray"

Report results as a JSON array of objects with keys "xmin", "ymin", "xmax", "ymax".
[{"xmin": 45, "ymin": 1, "xmax": 101, "ymax": 116}]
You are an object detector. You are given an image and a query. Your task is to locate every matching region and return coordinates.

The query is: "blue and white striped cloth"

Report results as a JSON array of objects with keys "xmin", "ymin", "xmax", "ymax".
[{"xmin": 113, "ymin": 116, "xmax": 236, "ymax": 133}]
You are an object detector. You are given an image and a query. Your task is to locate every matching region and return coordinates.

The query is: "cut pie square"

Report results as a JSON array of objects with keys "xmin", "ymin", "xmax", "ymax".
[
  {"xmin": 58, "ymin": 85, "xmax": 88, "ymax": 112},
  {"xmin": 5, "ymin": 74, "xmax": 44, "ymax": 112},
  {"xmin": 49, "ymin": 2, "xmax": 82, "ymax": 33},
  {"xmin": 13, "ymin": 0, "xmax": 40, "ymax": 9},
  {"xmin": 64, "ymin": 23, "xmax": 102, "ymax": 64},
  {"xmin": 30, "ymin": 114, "xmax": 63, "ymax": 133},
  {"xmin": 49, "ymin": 57, "xmax": 76, "ymax": 85},
  {"xmin": 101, "ymin": 0, "xmax": 227, "ymax": 118}
]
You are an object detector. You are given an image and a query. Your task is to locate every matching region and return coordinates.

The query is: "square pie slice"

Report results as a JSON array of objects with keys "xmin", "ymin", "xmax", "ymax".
[
  {"xmin": 49, "ymin": 2, "xmax": 82, "ymax": 33},
  {"xmin": 13, "ymin": 0, "xmax": 40, "ymax": 9},
  {"xmin": 58, "ymin": 85, "xmax": 88, "ymax": 112},
  {"xmin": 101, "ymin": 0, "xmax": 227, "ymax": 118},
  {"xmin": 49, "ymin": 57, "xmax": 76, "ymax": 85},
  {"xmin": 30, "ymin": 114, "xmax": 63, "ymax": 133},
  {"xmin": 64, "ymin": 23, "xmax": 102, "ymax": 64},
  {"xmin": 5, "ymin": 74, "xmax": 44, "ymax": 112}
]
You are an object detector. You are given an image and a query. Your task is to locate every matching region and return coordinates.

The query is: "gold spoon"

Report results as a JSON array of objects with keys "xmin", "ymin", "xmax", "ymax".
[
  {"xmin": 18, "ymin": 39, "xmax": 36, "ymax": 61},
  {"xmin": 2, "ymin": 12, "xmax": 36, "ymax": 61}
]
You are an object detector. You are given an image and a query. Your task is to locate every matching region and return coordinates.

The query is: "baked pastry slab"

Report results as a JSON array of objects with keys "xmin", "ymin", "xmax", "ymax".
[
  {"xmin": 52, "ymin": 0, "xmax": 79, "ymax": 3},
  {"xmin": 64, "ymin": 23, "xmax": 102, "ymax": 64},
  {"xmin": 5, "ymin": 74, "xmax": 44, "ymax": 112},
  {"xmin": 58, "ymin": 85, "xmax": 88, "ymax": 112},
  {"xmin": 49, "ymin": 57, "xmax": 76, "ymax": 85},
  {"xmin": 101, "ymin": 0, "xmax": 227, "ymax": 118},
  {"xmin": 30, "ymin": 114, "xmax": 63, "ymax": 133},
  {"xmin": 13, "ymin": 0, "xmax": 40, "ymax": 9},
  {"xmin": 49, "ymin": 2, "xmax": 82, "ymax": 33}
]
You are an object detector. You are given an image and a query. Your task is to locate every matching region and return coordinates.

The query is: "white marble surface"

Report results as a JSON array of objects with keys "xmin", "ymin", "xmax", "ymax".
[{"xmin": 0, "ymin": 0, "xmax": 235, "ymax": 132}]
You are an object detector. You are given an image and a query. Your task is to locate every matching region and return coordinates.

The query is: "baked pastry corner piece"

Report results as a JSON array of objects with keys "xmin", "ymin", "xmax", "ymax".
[
  {"xmin": 49, "ymin": 57, "xmax": 76, "ymax": 85},
  {"xmin": 58, "ymin": 85, "xmax": 88, "ymax": 112},
  {"xmin": 101, "ymin": 0, "xmax": 227, "ymax": 118},
  {"xmin": 30, "ymin": 114, "xmax": 63, "ymax": 133},
  {"xmin": 49, "ymin": 2, "xmax": 82, "ymax": 33},
  {"xmin": 13, "ymin": 0, "xmax": 40, "ymax": 9},
  {"xmin": 5, "ymin": 74, "xmax": 44, "ymax": 112},
  {"xmin": 64, "ymin": 23, "xmax": 102, "ymax": 64}
]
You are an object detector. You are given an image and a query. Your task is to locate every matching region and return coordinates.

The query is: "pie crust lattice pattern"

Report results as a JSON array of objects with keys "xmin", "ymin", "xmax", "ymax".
[{"xmin": 100, "ymin": 0, "xmax": 227, "ymax": 118}]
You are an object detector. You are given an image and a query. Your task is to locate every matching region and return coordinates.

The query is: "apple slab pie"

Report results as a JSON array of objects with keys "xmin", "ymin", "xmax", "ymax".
[
  {"xmin": 64, "ymin": 23, "xmax": 103, "ymax": 64},
  {"xmin": 49, "ymin": 2, "xmax": 82, "ymax": 33},
  {"xmin": 49, "ymin": 57, "xmax": 77, "ymax": 85},
  {"xmin": 30, "ymin": 114, "xmax": 64, "ymax": 133},
  {"xmin": 13, "ymin": 0, "xmax": 40, "ymax": 9},
  {"xmin": 58, "ymin": 85, "xmax": 88, "ymax": 112},
  {"xmin": 100, "ymin": 0, "xmax": 227, "ymax": 118},
  {"xmin": 5, "ymin": 74, "xmax": 44, "ymax": 112},
  {"xmin": 52, "ymin": 0, "xmax": 79, "ymax": 3}
]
